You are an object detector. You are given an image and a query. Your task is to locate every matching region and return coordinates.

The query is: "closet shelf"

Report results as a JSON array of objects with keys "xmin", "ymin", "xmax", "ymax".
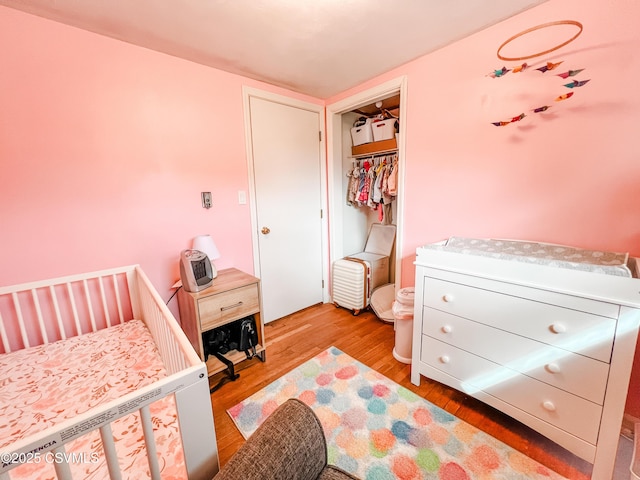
[
  {"xmin": 351, "ymin": 138, "xmax": 397, "ymax": 158},
  {"xmin": 351, "ymin": 148, "xmax": 398, "ymax": 159}
]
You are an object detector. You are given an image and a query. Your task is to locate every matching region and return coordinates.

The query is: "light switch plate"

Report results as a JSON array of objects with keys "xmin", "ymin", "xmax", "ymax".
[{"xmin": 201, "ymin": 192, "xmax": 212, "ymax": 209}]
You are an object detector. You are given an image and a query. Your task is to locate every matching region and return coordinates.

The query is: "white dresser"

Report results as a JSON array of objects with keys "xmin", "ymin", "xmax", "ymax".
[{"xmin": 411, "ymin": 238, "xmax": 640, "ymax": 480}]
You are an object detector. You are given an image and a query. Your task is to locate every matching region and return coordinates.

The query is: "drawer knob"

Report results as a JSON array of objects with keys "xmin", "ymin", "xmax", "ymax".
[
  {"xmin": 442, "ymin": 325, "xmax": 453, "ymax": 334},
  {"xmin": 442, "ymin": 294, "xmax": 454, "ymax": 303},
  {"xmin": 542, "ymin": 400, "xmax": 556, "ymax": 412},
  {"xmin": 550, "ymin": 323, "xmax": 567, "ymax": 334},
  {"xmin": 439, "ymin": 355, "xmax": 450, "ymax": 364},
  {"xmin": 546, "ymin": 363, "xmax": 561, "ymax": 374}
]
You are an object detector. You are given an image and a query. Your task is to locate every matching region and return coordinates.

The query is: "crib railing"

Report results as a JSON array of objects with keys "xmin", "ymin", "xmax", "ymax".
[
  {"xmin": 0, "ymin": 266, "xmax": 219, "ymax": 480},
  {"xmin": 131, "ymin": 266, "xmax": 201, "ymax": 374},
  {"xmin": 1, "ymin": 366, "xmax": 207, "ymax": 480},
  {"xmin": 0, "ymin": 266, "xmax": 136, "ymax": 353}
]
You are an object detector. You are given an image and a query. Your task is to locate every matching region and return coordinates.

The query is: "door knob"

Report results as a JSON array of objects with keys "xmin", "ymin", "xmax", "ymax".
[{"xmin": 261, "ymin": 227, "xmax": 271, "ymax": 235}]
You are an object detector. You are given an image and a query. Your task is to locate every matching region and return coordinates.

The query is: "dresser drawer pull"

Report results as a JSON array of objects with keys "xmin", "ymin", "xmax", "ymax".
[
  {"xmin": 442, "ymin": 294, "xmax": 455, "ymax": 303},
  {"xmin": 221, "ymin": 301, "xmax": 244, "ymax": 311},
  {"xmin": 546, "ymin": 363, "xmax": 561, "ymax": 374},
  {"xmin": 550, "ymin": 323, "xmax": 567, "ymax": 334},
  {"xmin": 439, "ymin": 355, "xmax": 450, "ymax": 364},
  {"xmin": 441, "ymin": 325, "xmax": 453, "ymax": 334},
  {"xmin": 542, "ymin": 400, "xmax": 557, "ymax": 412}
]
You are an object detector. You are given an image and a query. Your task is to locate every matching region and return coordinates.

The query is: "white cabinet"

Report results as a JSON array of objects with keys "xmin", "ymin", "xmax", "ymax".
[{"xmin": 411, "ymin": 241, "xmax": 640, "ymax": 480}]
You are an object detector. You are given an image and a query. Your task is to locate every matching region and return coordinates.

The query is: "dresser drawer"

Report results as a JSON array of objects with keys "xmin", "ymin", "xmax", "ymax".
[
  {"xmin": 423, "ymin": 277, "xmax": 616, "ymax": 362},
  {"xmin": 198, "ymin": 284, "xmax": 260, "ymax": 331},
  {"xmin": 420, "ymin": 336, "xmax": 602, "ymax": 444},
  {"xmin": 422, "ymin": 307, "xmax": 609, "ymax": 404}
]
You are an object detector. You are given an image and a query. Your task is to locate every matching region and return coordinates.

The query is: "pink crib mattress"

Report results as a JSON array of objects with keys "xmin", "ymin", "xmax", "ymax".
[{"xmin": 0, "ymin": 320, "xmax": 186, "ymax": 479}]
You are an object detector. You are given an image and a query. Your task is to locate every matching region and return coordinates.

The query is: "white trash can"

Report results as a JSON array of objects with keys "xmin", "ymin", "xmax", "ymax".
[{"xmin": 392, "ymin": 287, "xmax": 415, "ymax": 364}]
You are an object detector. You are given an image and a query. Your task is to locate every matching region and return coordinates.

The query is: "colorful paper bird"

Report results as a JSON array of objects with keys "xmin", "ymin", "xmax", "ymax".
[
  {"xmin": 512, "ymin": 63, "xmax": 528, "ymax": 73},
  {"xmin": 536, "ymin": 61, "xmax": 564, "ymax": 73},
  {"xmin": 564, "ymin": 79, "xmax": 591, "ymax": 88},
  {"xmin": 492, "ymin": 113, "xmax": 526, "ymax": 126},
  {"xmin": 488, "ymin": 66, "xmax": 511, "ymax": 78},
  {"xmin": 556, "ymin": 69, "xmax": 585, "ymax": 79},
  {"xmin": 533, "ymin": 106, "xmax": 551, "ymax": 113},
  {"xmin": 555, "ymin": 92, "xmax": 575, "ymax": 101}
]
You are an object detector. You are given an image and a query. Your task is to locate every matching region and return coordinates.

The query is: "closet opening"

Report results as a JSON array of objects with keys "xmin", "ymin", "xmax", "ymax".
[{"xmin": 326, "ymin": 76, "xmax": 407, "ymax": 306}]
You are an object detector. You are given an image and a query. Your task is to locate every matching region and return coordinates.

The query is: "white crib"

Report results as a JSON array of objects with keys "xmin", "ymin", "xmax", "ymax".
[{"xmin": 0, "ymin": 265, "xmax": 219, "ymax": 480}]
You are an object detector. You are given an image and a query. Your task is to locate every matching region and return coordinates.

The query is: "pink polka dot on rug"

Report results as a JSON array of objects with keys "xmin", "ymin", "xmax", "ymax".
[
  {"xmin": 298, "ymin": 390, "xmax": 316, "ymax": 405},
  {"xmin": 341, "ymin": 407, "xmax": 367, "ymax": 430},
  {"xmin": 373, "ymin": 383, "xmax": 391, "ymax": 397},
  {"xmin": 428, "ymin": 423, "xmax": 451, "ymax": 444},
  {"xmin": 261, "ymin": 399, "xmax": 279, "ymax": 418},
  {"xmin": 440, "ymin": 461, "xmax": 471, "ymax": 480},
  {"xmin": 316, "ymin": 372, "xmax": 333, "ymax": 386},
  {"xmin": 346, "ymin": 436, "xmax": 369, "ymax": 459},
  {"xmin": 413, "ymin": 407, "xmax": 432, "ymax": 426},
  {"xmin": 371, "ymin": 428, "xmax": 396, "ymax": 453},
  {"xmin": 335, "ymin": 365, "xmax": 359, "ymax": 380},
  {"xmin": 391, "ymin": 454, "xmax": 421, "ymax": 480},
  {"xmin": 314, "ymin": 406, "xmax": 341, "ymax": 433},
  {"xmin": 465, "ymin": 444, "xmax": 501, "ymax": 474},
  {"xmin": 227, "ymin": 402, "xmax": 243, "ymax": 418}
]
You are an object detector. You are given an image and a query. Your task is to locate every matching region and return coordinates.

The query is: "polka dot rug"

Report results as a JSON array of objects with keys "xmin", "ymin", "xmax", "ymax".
[{"xmin": 227, "ymin": 346, "xmax": 569, "ymax": 480}]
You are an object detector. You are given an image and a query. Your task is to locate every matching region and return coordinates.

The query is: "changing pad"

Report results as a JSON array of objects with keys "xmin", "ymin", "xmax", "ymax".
[{"xmin": 425, "ymin": 237, "xmax": 632, "ymax": 277}]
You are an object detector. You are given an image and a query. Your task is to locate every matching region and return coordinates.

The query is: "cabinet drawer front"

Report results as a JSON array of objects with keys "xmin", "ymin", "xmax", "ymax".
[
  {"xmin": 422, "ymin": 267, "xmax": 620, "ymax": 318},
  {"xmin": 420, "ymin": 336, "xmax": 602, "ymax": 444},
  {"xmin": 199, "ymin": 284, "xmax": 259, "ymax": 331},
  {"xmin": 422, "ymin": 307, "xmax": 609, "ymax": 404},
  {"xmin": 423, "ymin": 277, "xmax": 616, "ymax": 362}
]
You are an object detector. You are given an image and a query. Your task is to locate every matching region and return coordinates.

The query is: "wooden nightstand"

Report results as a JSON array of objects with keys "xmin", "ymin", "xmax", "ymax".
[{"xmin": 177, "ymin": 268, "xmax": 266, "ymax": 377}]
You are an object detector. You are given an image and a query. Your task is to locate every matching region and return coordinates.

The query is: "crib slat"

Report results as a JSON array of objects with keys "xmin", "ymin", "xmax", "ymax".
[
  {"xmin": 50, "ymin": 285, "xmax": 67, "ymax": 340},
  {"xmin": 83, "ymin": 280, "xmax": 97, "ymax": 332},
  {"xmin": 31, "ymin": 289, "xmax": 49, "ymax": 345},
  {"xmin": 140, "ymin": 405, "xmax": 162, "ymax": 480},
  {"xmin": 52, "ymin": 445, "xmax": 73, "ymax": 480},
  {"xmin": 66, "ymin": 282, "xmax": 83, "ymax": 336},
  {"xmin": 98, "ymin": 276, "xmax": 111, "ymax": 328},
  {"xmin": 11, "ymin": 292, "xmax": 30, "ymax": 349},
  {"xmin": 100, "ymin": 423, "xmax": 122, "ymax": 480},
  {"xmin": 0, "ymin": 311, "xmax": 10, "ymax": 352},
  {"xmin": 112, "ymin": 274, "xmax": 125, "ymax": 325}
]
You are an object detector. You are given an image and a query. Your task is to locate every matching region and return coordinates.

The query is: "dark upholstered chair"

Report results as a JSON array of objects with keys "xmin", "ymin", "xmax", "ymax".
[{"xmin": 215, "ymin": 398, "xmax": 359, "ymax": 480}]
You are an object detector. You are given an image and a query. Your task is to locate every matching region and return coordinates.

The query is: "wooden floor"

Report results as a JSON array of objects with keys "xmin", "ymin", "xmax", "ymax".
[{"xmin": 208, "ymin": 303, "xmax": 592, "ymax": 479}]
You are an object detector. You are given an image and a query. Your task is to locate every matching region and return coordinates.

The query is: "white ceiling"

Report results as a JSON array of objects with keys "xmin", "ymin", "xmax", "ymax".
[{"xmin": 0, "ymin": 0, "xmax": 548, "ymax": 98}]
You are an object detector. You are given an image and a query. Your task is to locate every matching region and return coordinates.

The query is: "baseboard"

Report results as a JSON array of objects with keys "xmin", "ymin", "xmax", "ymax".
[{"xmin": 622, "ymin": 413, "xmax": 640, "ymax": 439}]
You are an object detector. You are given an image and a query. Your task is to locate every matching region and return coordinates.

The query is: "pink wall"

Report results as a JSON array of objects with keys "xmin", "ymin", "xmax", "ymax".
[
  {"xmin": 0, "ymin": 6, "xmax": 319, "ymax": 319},
  {"xmin": 328, "ymin": 0, "xmax": 640, "ymax": 417}
]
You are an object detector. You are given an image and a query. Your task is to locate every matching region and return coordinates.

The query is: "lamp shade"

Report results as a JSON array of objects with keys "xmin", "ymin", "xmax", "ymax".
[{"xmin": 192, "ymin": 235, "xmax": 220, "ymax": 261}]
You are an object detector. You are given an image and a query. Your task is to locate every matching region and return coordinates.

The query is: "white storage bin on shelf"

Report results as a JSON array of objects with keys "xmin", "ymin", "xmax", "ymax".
[
  {"xmin": 371, "ymin": 118, "xmax": 397, "ymax": 141},
  {"xmin": 351, "ymin": 122, "xmax": 373, "ymax": 146}
]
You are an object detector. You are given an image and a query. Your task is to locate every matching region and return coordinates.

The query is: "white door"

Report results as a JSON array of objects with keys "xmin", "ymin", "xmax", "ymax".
[{"xmin": 247, "ymin": 94, "xmax": 325, "ymax": 323}]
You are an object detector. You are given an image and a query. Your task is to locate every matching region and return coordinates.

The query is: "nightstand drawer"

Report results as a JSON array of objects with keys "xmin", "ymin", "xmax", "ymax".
[{"xmin": 199, "ymin": 284, "xmax": 259, "ymax": 331}]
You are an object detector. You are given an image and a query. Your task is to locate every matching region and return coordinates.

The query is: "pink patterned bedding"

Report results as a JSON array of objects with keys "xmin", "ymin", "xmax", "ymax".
[{"xmin": 0, "ymin": 320, "xmax": 186, "ymax": 479}]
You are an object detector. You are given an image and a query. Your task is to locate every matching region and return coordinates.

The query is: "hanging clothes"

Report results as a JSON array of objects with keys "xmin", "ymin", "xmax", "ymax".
[{"xmin": 346, "ymin": 153, "xmax": 398, "ymax": 223}]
